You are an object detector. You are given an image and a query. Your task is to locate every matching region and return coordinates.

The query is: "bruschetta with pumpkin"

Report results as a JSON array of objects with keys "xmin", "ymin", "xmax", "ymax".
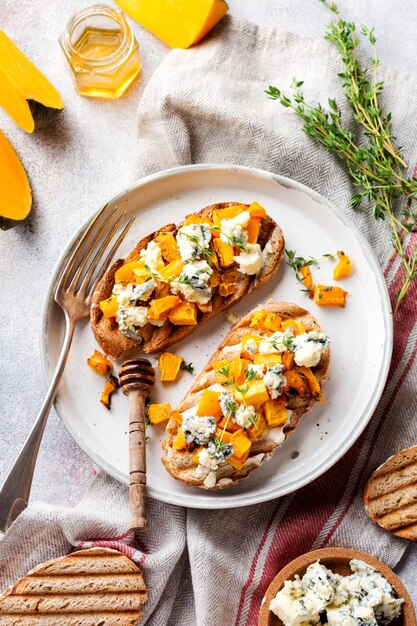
[
  {"xmin": 162, "ymin": 302, "xmax": 330, "ymax": 490},
  {"xmin": 91, "ymin": 202, "xmax": 284, "ymax": 357}
]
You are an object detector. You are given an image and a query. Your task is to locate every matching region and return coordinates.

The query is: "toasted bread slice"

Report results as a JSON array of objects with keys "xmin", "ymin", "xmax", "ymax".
[
  {"xmin": 162, "ymin": 302, "xmax": 330, "ymax": 490},
  {"xmin": 0, "ymin": 547, "xmax": 147, "ymax": 625},
  {"xmin": 364, "ymin": 445, "xmax": 417, "ymax": 541},
  {"xmin": 90, "ymin": 202, "xmax": 284, "ymax": 358}
]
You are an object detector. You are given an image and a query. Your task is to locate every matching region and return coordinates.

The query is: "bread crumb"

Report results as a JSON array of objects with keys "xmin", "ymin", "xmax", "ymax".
[{"xmin": 225, "ymin": 311, "xmax": 240, "ymax": 325}]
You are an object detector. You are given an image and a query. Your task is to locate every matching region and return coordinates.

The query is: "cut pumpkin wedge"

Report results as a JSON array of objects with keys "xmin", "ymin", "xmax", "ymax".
[
  {"xmin": 0, "ymin": 30, "xmax": 64, "ymax": 132},
  {"xmin": 0, "ymin": 128, "xmax": 32, "ymax": 230},
  {"xmin": 115, "ymin": 0, "xmax": 229, "ymax": 49}
]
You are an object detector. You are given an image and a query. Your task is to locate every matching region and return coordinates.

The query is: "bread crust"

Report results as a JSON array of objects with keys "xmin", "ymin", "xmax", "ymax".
[
  {"xmin": 364, "ymin": 445, "xmax": 417, "ymax": 541},
  {"xmin": 0, "ymin": 547, "xmax": 147, "ymax": 624},
  {"xmin": 90, "ymin": 202, "xmax": 285, "ymax": 358},
  {"xmin": 162, "ymin": 301, "xmax": 330, "ymax": 490}
]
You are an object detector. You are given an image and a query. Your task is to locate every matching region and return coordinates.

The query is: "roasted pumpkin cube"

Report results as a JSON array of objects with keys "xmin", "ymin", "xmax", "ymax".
[
  {"xmin": 253, "ymin": 353, "xmax": 282, "ymax": 367},
  {"xmin": 281, "ymin": 319, "xmax": 306, "ymax": 336},
  {"xmin": 133, "ymin": 261, "xmax": 153, "ymax": 284},
  {"xmin": 87, "ymin": 350, "xmax": 113, "ymax": 376},
  {"xmin": 231, "ymin": 357, "xmax": 250, "ymax": 385},
  {"xmin": 231, "ymin": 431, "xmax": 252, "ymax": 460},
  {"xmin": 219, "ymin": 282, "xmax": 236, "ymax": 297},
  {"xmin": 212, "ymin": 205, "xmax": 245, "ymax": 226},
  {"xmin": 115, "ymin": 261, "xmax": 147, "ymax": 284},
  {"xmin": 215, "ymin": 427, "xmax": 233, "ymax": 444},
  {"xmin": 298, "ymin": 366, "xmax": 324, "ymax": 402},
  {"xmin": 197, "ymin": 389, "xmax": 222, "ymax": 418},
  {"xmin": 247, "ymin": 412, "xmax": 268, "ymax": 440},
  {"xmin": 168, "ymin": 300, "xmax": 198, "ymax": 325},
  {"xmin": 185, "ymin": 215, "xmax": 212, "ymax": 226},
  {"xmin": 250, "ymin": 310, "xmax": 282, "ymax": 333},
  {"xmin": 159, "ymin": 259, "xmax": 184, "ymax": 283},
  {"xmin": 148, "ymin": 295, "xmax": 180, "ymax": 320},
  {"xmin": 213, "ymin": 359, "xmax": 233, "ymax": 385},
  {"xmin": 234, "ymin": 380, "xmax": 269, "ymax": 408},
  {"xmin": 333, "ymin": 251, "xmax": 353, "ymax": 280},
  {"xmin": 100, "ymin": 375, "xmax": 119, "ymax": 409},
  {"xmin": 148, "ymin": 403, "xmax": 172, "ymax": 424},
  {"xmin": 173, "ymin": 427, "xmax": 186, "ymax": 450},
  {"xmin": 227, "ymin": 456, "xmax": 245, "ymax": 471},
  {"xmin": 99, "ymin": 296, "xmax": 118, "ymax": 319},
  {"xmin": 283, "ymin": 370, "xmax": 307, "ymax": 396},
  {"xmin": 246, "ymin": 216, "xmax": 261, "ymax": 244},
  {"xmin": 159, "ymin": 352, "xmax": 183, "ymax": 381},
  {"xmin": 248, "ymin": 202, "xmax": 267, "ymax": 218},
  {"xmin": 217, "ymin": 415, "xmax": 241, "ymax": 432},
  {"xmin": 299, "ymin": 265, "xmax": 313, "ymax": 289},
  {"xmin": 281, "ymin": 351, "xmax": 295, "ymax": 370},
  {"xmin": 313, "ymin": 284, "xmax": 348, "ymax": 307},
  {"xmin": 213, "ymin": 238, "xmax": 235, "ymax": 267},
  {"xmin": 264, "ymin": 399, "xmax": 288, "ymax": 427},
  {"xmin": 154, "ymin": 232, "xmax": 181, "ymax": 262}
]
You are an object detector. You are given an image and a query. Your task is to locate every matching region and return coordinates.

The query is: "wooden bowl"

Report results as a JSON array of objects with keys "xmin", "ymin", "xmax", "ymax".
[{"xmin": 258, "ymin": 547, "xmax": 416, "ymax": 626}]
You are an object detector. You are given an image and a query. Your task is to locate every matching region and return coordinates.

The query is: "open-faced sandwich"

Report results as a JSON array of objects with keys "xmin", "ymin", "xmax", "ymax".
[
  {"xmin": 162, "ymin": 302, "xmax": 330, "ymax": 490},
  {"xmin": 91, "ymin": 202, "xmax": 284, "ymax": 358}
]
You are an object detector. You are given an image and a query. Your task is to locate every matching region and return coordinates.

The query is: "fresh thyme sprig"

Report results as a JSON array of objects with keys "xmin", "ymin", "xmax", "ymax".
[
  {"xmin": 180, "ymin": 361, "xmax": 194, "ymax": 374},
  {"xmin": 179, "ymin": 231, "xmax": 212, "ymax": 260},
  {"xmin": 286, "ymin": 249, "xmax": 335, "ymax": 291},
  {"xmin": 218, "ymin": 366, "xmax": 235, "ymax": 387},
  {"xmin": 222, "ymin": 233, "xmax": 248, "ymax": 250},
  {"xmin": 266, "ymin": 1, "xmax": 417, "ymax": 313}
]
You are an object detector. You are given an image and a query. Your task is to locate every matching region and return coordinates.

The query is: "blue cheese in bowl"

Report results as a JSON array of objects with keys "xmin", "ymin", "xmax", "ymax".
[{"xmin": 269, "ymin": 559, "xmax": 403, "ymax": 626}]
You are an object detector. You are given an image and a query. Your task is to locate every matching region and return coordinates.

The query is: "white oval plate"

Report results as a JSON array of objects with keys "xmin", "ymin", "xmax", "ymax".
[{"xmin": 41, "ymin": 164, "xmax": 392, "ymax": 509}]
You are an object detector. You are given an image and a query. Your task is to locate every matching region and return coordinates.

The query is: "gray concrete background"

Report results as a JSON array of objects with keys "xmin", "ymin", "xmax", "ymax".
[{"xmin": 1, "ymin": 0, "xmax": 416, "ymax": 601}]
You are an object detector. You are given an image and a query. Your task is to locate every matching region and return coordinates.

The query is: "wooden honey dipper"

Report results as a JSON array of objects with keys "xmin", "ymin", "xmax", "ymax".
[{"xmin": 119, "ymin": 358, "xmax": 155, "ymax": 532}]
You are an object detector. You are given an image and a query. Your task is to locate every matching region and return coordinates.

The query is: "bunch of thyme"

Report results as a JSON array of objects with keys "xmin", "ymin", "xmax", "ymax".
[{"xmin": 266, "ymin": 0, "xmax": 417, "ymax": 312}]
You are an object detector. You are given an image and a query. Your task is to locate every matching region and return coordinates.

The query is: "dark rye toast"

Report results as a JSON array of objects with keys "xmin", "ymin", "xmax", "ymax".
[
  {"xmin": 364, "ymin": 445, "xmax": 417, "ymax": 541},
  {"xmin": 0, "ymin": 547, "xmax": 147, "ymax": 625},
  {"xmin": 162, "ymin": 302, "xmax": 330, "ymax": 490},
  {"xmin": 90, "ymin": 202, "xmax": 285, "ymax": 358}
]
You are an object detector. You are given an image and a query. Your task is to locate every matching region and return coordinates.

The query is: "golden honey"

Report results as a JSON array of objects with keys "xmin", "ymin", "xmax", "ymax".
[{"xmin": 60, "ymin": 5, "xmax": 141, "ymax": 98}]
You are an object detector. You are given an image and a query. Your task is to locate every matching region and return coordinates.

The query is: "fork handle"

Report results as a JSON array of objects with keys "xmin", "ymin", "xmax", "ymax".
[{"xmin": 0, "ymin": 316, "xmax": 75, "ymax": 533}]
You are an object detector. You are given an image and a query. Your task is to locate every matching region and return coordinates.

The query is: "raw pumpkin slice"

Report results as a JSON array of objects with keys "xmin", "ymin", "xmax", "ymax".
[
  {"xmin": 0, "ymin": 129, "xmax": 32, "ymax": 230},
  {"xmin": 115, "ymin": 0, "xmax": 229, "ymax": 49},
  {"xmin": 0, "ymin": 30, "xmax": 64, "ymax": 132}
]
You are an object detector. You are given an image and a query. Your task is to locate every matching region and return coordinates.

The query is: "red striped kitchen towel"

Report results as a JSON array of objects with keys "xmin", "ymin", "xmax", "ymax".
[{"xmin": 1, "ymin": 15, "xmax": 417, "ymax": 626}]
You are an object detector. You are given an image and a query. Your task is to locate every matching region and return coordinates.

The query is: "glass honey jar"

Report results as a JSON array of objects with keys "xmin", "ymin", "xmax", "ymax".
[{"xmin": 59, "ymin": 5, "xmax": 141, "ymax": 98}]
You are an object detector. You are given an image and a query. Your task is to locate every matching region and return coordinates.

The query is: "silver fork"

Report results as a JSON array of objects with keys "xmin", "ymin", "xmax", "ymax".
[{"xmin": 0, "ymin": 204, "xmax": 135, "ymax": 533}]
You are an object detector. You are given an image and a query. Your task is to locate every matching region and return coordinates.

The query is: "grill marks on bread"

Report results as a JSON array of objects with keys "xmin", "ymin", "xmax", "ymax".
[
  {"xmin": 364, "ymin": 446, "xmax": 417, "ymax": 541},
  {"xmin": 0, "ymin": 548, "xmax": 147, "ymax": 625}
]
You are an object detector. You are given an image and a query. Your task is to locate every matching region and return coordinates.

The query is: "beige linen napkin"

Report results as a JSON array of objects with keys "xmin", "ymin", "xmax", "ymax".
[{"xmin": 1, "ymin": 15, "xmax": 417, "ymax": 626}]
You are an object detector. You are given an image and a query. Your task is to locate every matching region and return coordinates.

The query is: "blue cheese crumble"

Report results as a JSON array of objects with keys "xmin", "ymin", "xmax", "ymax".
[
  {"xmin": 220, "ymin": 211, "xmax": 250, "ymax": 248},
  {"xmin": 264, "ymin": 364, "xmax": 287, "ymax": 399},
  {"xmin": 234, "ymin": 242, "xmax": 263, "ymax": 275},
  {"xmin": 293, "ymin": 332, "xmax": 330, "ymax": 368},
  {"xmin": 181, "ymin": 413, "xmax": 216, "ymax": 445},
  {"xmin": 171, "ymin": 259, "xmax": 213, "ymax": 304},
  {"xmin": 270, "ymin": 559, "xmax": 403, "ymax": 626},
  {"xmin": 176, "ymin": 223, "xmax": 211, "ymax": 261},
  {"xmin": 116, "ymin": 305, "xmax": 148, "ymax": 339}
]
